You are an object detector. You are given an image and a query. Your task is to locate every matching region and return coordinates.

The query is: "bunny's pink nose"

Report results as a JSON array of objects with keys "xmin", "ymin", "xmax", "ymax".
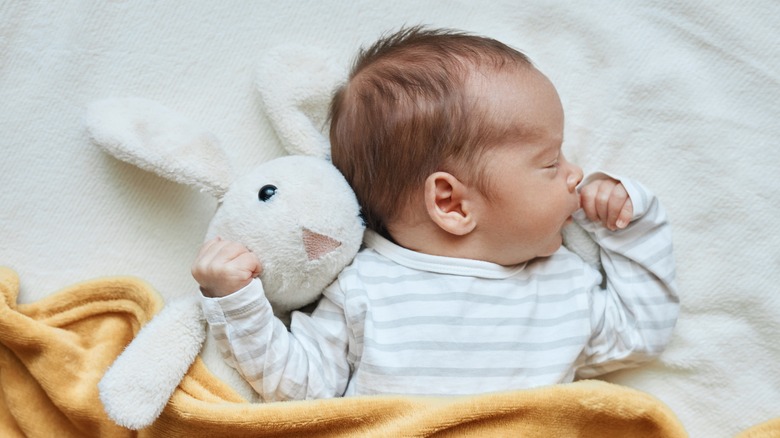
[{"xmin": 302, "ymin": 228, "xmax": 342, "ymax": 261}]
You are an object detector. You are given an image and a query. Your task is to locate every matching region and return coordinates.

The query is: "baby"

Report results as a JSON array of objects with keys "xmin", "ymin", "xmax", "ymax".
[{"xmin": 193, "ymin": 27, "xmax": 679, "ymax": 401}]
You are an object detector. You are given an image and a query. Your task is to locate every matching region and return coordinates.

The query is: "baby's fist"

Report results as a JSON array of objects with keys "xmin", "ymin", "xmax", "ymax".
[
  {"xmin": 192, "ymin": 237, "xmax": 262, "ymax": 298},
  {"xmin": 579, "ymin": 178, "xmax": 633, "ymax": 231}
]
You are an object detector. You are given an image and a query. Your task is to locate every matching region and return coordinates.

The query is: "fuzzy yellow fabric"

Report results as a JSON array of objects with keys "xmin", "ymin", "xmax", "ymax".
[
  {"xmin": 0, "ymin": 267, "xmax": 694, "ymax": 437},
  {"xmin": 736, "ymin": 418, "xmax": 780, "ymax": 438}
]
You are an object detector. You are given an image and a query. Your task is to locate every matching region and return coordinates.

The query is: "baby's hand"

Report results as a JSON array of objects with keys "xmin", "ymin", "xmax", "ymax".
[
  {"xmin": 192, "ymin": 237, "xmax": 262, "ymax": 298},
  {"xmin": 579, "ymin": 177, "xmax": 633, "ymax": 231}
]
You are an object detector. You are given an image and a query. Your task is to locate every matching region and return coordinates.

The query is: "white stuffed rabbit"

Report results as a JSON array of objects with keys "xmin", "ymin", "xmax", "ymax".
[
  {"xmin": 88, "ymin": 96, "xmax": 364, "ymax": 429},
  {"xmin": 88, "ymin": 47, "xmax": 364, "ymax": 430}
]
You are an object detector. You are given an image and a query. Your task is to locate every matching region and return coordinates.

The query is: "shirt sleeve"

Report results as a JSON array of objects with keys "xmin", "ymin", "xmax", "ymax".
[
  {"xmin": 574, "ymin": 173, "xmax": 679, "ymax": 378},
  {"xmin": 199, "ymin": 278, "xmax": 351, "ymax": 401}
]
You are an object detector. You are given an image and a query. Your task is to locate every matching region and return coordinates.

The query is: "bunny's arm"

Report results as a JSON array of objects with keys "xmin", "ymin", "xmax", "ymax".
[
  {"xmin": 201, "ymin": 279, "xmax": 350, "ymax": 401},
  {"xmin": 98, "ymin": 296, "xmax": 206, "ymax": 429}
]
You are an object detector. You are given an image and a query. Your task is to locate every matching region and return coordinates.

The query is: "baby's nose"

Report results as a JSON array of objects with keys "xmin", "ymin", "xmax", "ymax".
[{"xmin": 567, "ymin": 164, "xmax": 584, "ymax": 191}]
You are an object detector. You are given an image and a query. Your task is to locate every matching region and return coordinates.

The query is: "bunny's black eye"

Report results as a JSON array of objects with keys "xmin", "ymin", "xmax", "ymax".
[{"xmin": 258, "ymin": 185, "xmax": 277, "ymax": 202}]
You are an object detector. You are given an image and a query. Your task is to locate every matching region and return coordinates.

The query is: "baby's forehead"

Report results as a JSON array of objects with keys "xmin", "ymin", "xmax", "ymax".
[
  {"xmin": 464, "ymin": 62, "xmax": 548, "ymax": 96},
  {"xmin": 466, "ymin": 66, "xmax": 554, "ymax": 110},
  {"xmin": 464, "ymin": 66, "xmax": 563, "ymax": 146}
]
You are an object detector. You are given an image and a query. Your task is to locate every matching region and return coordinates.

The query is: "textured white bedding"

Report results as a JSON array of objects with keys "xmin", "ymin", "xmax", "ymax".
[{"xmin": 2, "ymin": 1, "xmax": 778, "ymax": 436}]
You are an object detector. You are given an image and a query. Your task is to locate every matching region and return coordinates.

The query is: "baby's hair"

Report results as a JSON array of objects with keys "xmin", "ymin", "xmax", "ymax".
[{"xmin": 329, "ymin": 26, "xmax": 532, "ymax": 235}]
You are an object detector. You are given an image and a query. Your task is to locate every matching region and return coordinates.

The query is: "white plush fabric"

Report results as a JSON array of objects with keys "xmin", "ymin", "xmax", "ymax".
[
  {"xmin": 1, "ymin": 2, "xmax": 778, "ymax": 436},
  {"xmin": 98, "ymin": 295, "xmax": 207, "ymax": 430}
]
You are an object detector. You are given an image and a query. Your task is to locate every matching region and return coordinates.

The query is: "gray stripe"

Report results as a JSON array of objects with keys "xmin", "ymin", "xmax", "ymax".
[
  {"xmin": 606, "ymin": 227, "xmax": 652, "ymax": 252},
  {"xmin": 212, "ymin": 323, "xmax": 271, "ymax": 341},
  {"xmin": 602, "ymin": 243, "xmax": 674, "ymax": 275},
  {"xmin": 357, "ymin": 251, "xmax": 392, "ymax": 264},
  {"xmin": 223, "ymin": 299, "xmax": 264, "ymax": 319},
  {"xmin": 604, "ymin": 266, "xmax": 676, "ymax": 294},
  {"xmin": 363, "ymin": 335, "xmax": 589, "ymax": 353},
  {"xmin": 665, "ymin": 268, "xmax": 678, "ymax": 286},
  {"xmin": 347, "ymin": 308, "xmax": 368, "ymax": 331},
  {"xmin": 243, "ymin": 336, "xmax": 350, "ymax": 388},
  {"xmin": 611, "ymin": 220, "xmax": 665, "ymax": 253},
  {"xmin": 641, "ymin": 243, "xmax": 675, "ymax": 268},
  {"xmin": 577, "ymin": 359, "xmax": 644, "ymax": 377},
  {"xmin": 358, "ymin": 360, "xmax": 572, "ymax": 378},
  {"xmin": 528, "ymin": 268, "xmax": 584, "ymax": 282},
  {"xmin": 362, "ymin": 286, "xmax": 585, "ymax": 307},
  {"xmin": 361, "ymin": 247, "xmax": 582, "ymax": 270},
  {"xmin": 603, "ymin": 243, "xmax": 675, "ymax": 279},
  {"xmin": 609, "ymin": 270, "xmax": 657, "ymax": 285},
  {"xmin": 620, "ymin": 271, "xmax": 675, "ymax": 287},
  {"xmin": 234, "ymin": 343, "xmax": 268, "ymax": 364},
  {"xmin": 294, "ymin": 329, "xmax": 348, "ymax": 353},
  {"xmin": 243, "ymin": 351, "xmax": 295, "ymax": 383},
  {"xmin": 357, "ymin": 272, "xmax": 436, "ymax": 285},
  {"xmin": 355, "ymin": 267, "xmax": 582, "ymax": 288},
  {"xmin": 277, "ymin": 380, "xmax": 307, "ymax": 401},
  {"xmin": 545, "ymin": 250, "xmax": 585, "ymax": 264},
  {"xmin": 637, "ymin": 318, "xmax": 678, "ymax": 330},
  {"xmin": 371, "ymin": 309, "xmax": 590, "ymax": 329},
  {"xmin": 619, "ymin": 292, "xmax": 678, "ymax": 306},
  {"xmin": 233, "ymin": 322, "xmax": 287, "ymax": 362},
  {"xmin": 231, "ymin": 315, "xmax": 277, "ymax": 338},
  {"xmin": 312, "ymin": 309, "xmax": 346, "ymax": 321}
]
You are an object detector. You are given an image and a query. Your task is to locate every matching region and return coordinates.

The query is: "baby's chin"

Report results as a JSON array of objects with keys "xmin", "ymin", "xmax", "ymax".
[
  {"xmin": 536, "ymin": 233, "xmax": 564, "ymax": 259},
  {"xmin": 503, "ymin": 232, "xmax": 567, "ymax": 265}
]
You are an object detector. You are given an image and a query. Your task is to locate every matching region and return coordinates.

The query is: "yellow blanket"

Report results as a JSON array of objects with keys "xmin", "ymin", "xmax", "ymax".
[{"xmin": 0, "ymin": 266, "xmax": 714, "ymax": 437}]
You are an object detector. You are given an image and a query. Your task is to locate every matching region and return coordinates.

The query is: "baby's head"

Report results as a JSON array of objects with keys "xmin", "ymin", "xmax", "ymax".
[{"xmin": 330, "ymin": 27, "xmax": 583, "ymax": 265}]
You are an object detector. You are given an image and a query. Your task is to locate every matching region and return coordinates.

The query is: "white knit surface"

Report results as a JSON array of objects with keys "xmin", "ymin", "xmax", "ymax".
[{"xmin": 1, "ymin": 2, "xmax": 778, "ymax": 436}]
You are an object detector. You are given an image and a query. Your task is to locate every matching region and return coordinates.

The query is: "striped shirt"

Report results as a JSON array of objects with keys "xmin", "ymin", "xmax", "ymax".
[{"xmin": 201, "ymin": 177, "xmax": 678, "ymax": 402}]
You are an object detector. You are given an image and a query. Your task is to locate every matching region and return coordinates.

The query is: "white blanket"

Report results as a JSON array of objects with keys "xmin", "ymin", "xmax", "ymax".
[{"xmin": 1, "ymin": 1, "xmax": 778, "ymax": 436}]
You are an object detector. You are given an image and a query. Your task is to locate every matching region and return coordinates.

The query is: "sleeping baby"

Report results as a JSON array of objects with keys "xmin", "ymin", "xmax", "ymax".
[{"xmin": 192, "ymin": 26, "xmax": 679, "ymax": 400}]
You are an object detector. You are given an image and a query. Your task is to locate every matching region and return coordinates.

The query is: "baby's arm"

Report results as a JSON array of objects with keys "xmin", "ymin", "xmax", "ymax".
[
  {"xmin": 574, "ymin": 174, "xmax": 679, "ymax": 377},
  {"xmin": 192, "ymin": 239, "xmax": 350, "ymax": 401}
]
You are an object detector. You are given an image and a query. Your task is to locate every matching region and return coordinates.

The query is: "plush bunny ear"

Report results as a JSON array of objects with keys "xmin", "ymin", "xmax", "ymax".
[
  {"xmin": 255, "ymin": 44, "xmax": 345, "ymax": 159},
  {"xmin": 86, "ymin": 98, "xmax": 233, "ymax": 198}
]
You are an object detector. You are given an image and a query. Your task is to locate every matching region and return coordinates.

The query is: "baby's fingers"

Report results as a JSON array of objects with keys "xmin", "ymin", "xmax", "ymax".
[
  {"xmin": 579, "ymin": 178, "xmax": 634, "ymax": 231},
  {"xmin": 615, "ymin": 197, "xmax": 633, "ymax": 230},
  {"xmin": 234, "ymin": 251, "xmax": 264, "ymax": 278},
  {"xmin": 579, "ymin": 181, "xmax": 602, "ymax": 223},
  {"xmin": 605, "ymin": 184, "xmax": 631, "ymax": 230},
  {"xmin": 193, "ymin": 237, "xmax": 222, "ymax": 269},
  {"xmin": 581, "ymin": 179, "xmax": 615, "ymax": 223},
  {"xmin": 196, "ymin": 236, "xmax": 221, "ymax": 257}
]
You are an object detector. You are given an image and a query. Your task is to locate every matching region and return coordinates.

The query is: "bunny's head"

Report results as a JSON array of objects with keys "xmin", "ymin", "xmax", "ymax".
[
  {"xmin": 206, "ymin": 154, "xmax": 363, "ymax": 316},
  {"xmin": 86, "ymin": 97, "xmax": 364, "ymax": 319},
  {"xmin": 92, "ymin": 45, "xmax": 366, "ymax": 430}
]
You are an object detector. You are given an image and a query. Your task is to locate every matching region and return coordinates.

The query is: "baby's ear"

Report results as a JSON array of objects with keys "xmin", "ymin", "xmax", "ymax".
[
  {"xmin": 425, "ymin": 172, "xmax": 478, "ymax": 236},
  {"xmin": 255, "ymin": 44, "xmax": 345, "ymax": 159},
  {"xmin": 86, "ymin": 98, "xmax": 233, "ymax": 198}
]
